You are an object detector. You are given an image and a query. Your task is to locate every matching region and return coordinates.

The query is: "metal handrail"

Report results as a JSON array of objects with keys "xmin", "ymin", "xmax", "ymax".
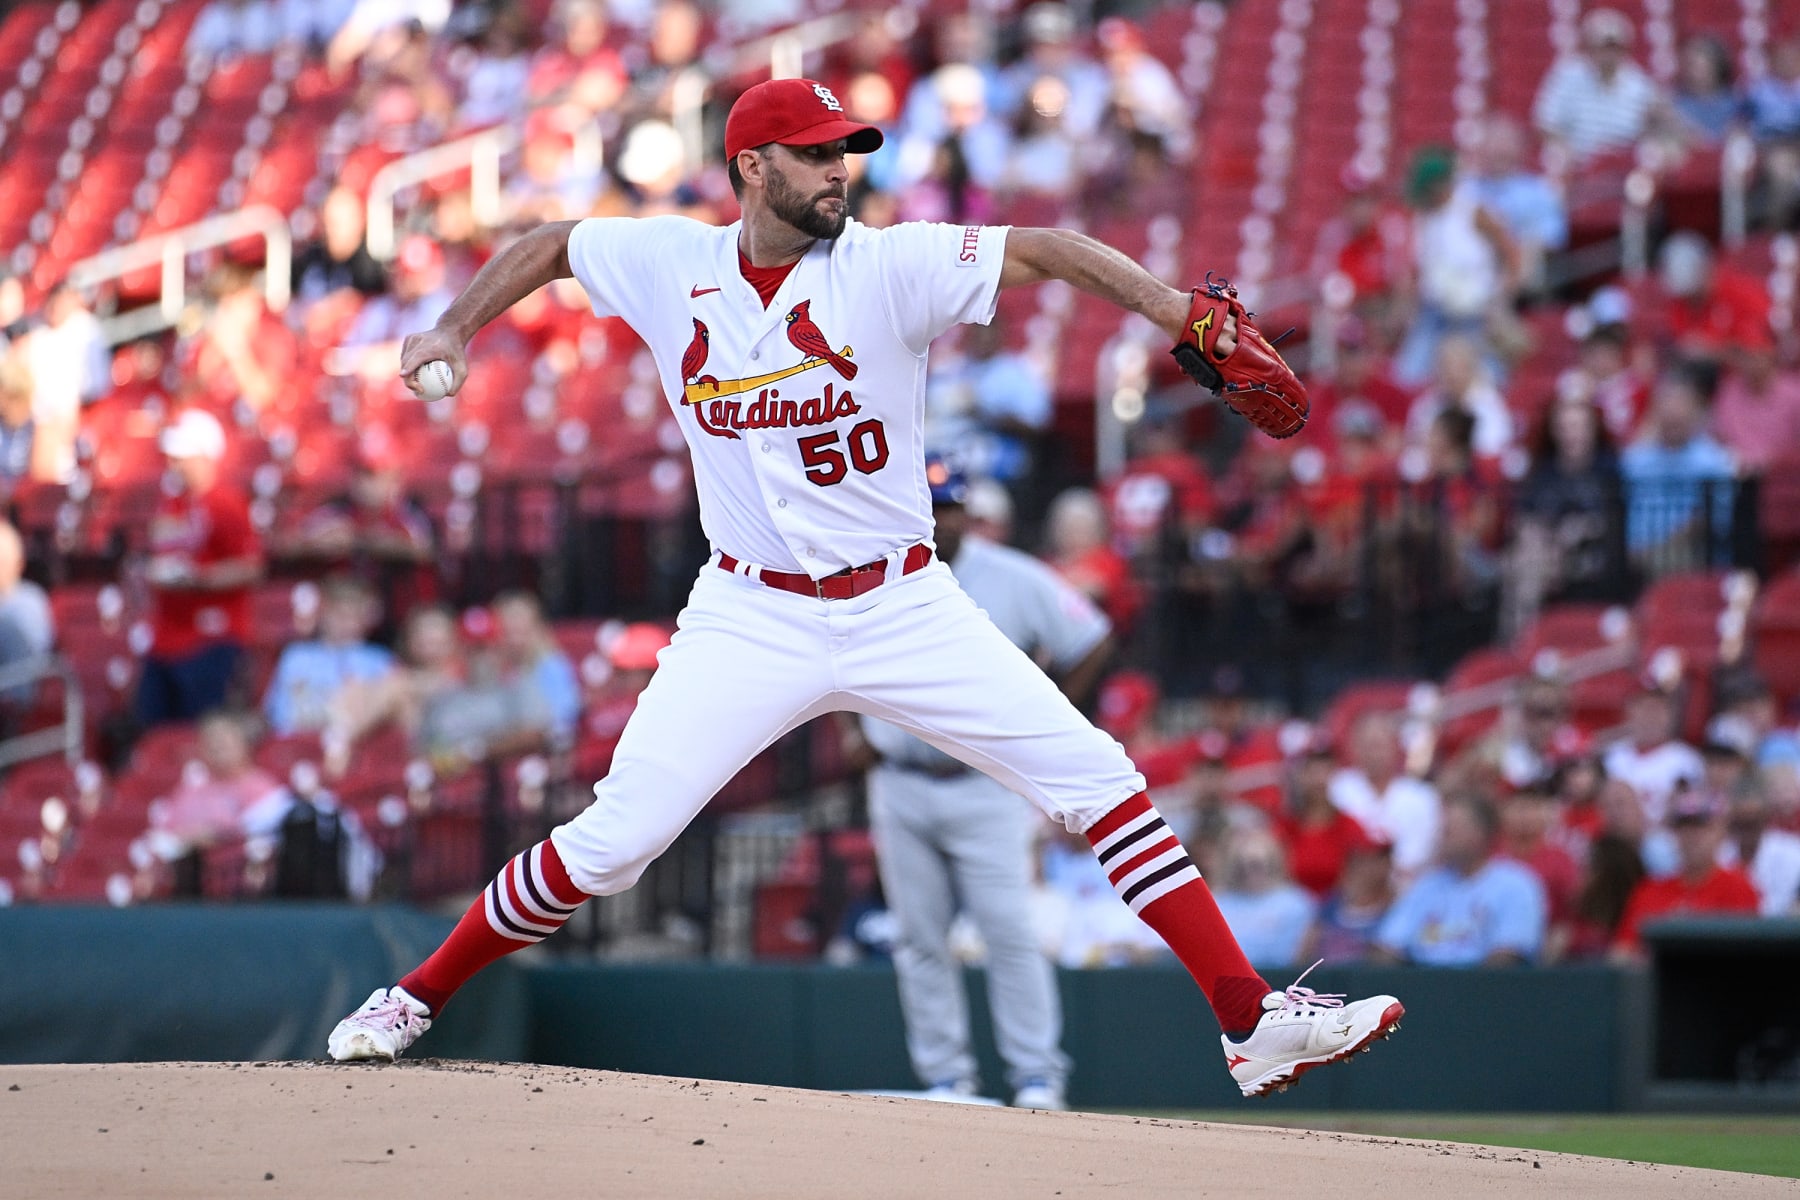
[
  {"xmin": 365, "ymin": 119, "xmax": 604, "ymax": 261},
  {"xmin": 0, "ymin": 654, "xmax": 85, "ymax": 771},
  {"xmin": 66, "ymin": 205, "xmax": 292, "ymax": 345}
]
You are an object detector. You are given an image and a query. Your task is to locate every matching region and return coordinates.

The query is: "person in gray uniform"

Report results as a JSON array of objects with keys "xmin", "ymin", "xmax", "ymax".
[{"xmin": 841, "ymin": 456, "xmax": 1114, "ymax": 1111}]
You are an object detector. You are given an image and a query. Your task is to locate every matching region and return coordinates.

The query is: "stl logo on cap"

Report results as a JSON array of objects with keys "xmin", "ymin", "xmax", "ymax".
[{"xmin": 812, "ymin": 83, "xmax": 843, "ymax": 112}]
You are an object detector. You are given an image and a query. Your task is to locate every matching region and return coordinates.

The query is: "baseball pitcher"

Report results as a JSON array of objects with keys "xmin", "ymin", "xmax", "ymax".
[{"xmin": 327, "ymin": 77, "xmax": 1402, "ymax": 1099}]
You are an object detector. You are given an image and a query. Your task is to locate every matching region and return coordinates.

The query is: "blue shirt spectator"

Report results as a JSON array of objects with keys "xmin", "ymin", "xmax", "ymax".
[
  {"xmin": 924, "ymin": 319, "xmax": 1052, "ymax": 484},
  {"xmin": 263, "ymin": 578, "xmax": 394, "ymax": 736},
  {"xmin": 1213, "ymin": 829, "xmax": 1317, "ymax": 968},
  {"xmin": 1744, "ymin": 37, "xmax": 1800, "ymax": 142},
  {"xmin": 1374, "ymin": 796, "xmax": 1547, "ymax": 966},
  {"xmin": 492, "ymin": 591, "xmax": 581, "ymax": 744},
  {"xmin": 1620, "ymin": 369, "xmax": 1735, "ymax": 554}
]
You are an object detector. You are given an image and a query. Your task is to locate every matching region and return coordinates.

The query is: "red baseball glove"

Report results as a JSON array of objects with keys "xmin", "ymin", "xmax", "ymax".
[{"xmin": 1169, "ymin": 275, "xmax": 1309, "ymax": 439}]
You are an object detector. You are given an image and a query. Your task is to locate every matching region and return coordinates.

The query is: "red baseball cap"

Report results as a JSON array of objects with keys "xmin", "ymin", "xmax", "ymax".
[{"xmin": 724, "ymin": 77, "xmax": 884, "ymax": 160}]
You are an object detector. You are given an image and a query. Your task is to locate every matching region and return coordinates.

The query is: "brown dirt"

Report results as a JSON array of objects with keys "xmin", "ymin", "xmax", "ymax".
[{"xmin": 0, "ymin": 1061, "xmax": 1785, "ymax": 1199}]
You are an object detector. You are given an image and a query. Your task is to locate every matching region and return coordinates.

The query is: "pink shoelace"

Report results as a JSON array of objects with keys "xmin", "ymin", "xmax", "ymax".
[
  {"xmin": 347, "ymin": 993, "xmax": 426, "ymax": 1036},
  {"xmin": 1276, "ymin": 960, "xmax": 1346, "ymax": 1011}
]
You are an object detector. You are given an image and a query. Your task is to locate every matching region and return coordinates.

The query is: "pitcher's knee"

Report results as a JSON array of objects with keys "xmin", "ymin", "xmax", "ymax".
[{"xmin": 548, "ymin": 820, "xmax": 661, "ymax": 897}]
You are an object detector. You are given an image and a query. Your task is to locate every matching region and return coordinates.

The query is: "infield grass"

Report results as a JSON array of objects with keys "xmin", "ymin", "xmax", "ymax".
[{"xmin": 1141, "ymin": 1113, "xmax": 1800, "ymax": 1178}]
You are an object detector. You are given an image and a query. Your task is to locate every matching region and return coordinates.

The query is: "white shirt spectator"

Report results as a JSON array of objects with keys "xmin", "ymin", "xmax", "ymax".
[
  {"xmin": 1533, "ymin": 56, "xmax": 1661, "ymax": 162},
  {"xmin": 1416, "ymin": 185, "xmax": 1502, "ymax": 319},
  {"xmin": 1406, "ymin": 377, "xmax": 1516, "ymax": 457},
  {"xmin": 1602, "ymin": 738, "xmax": 1704, "ymax": 824},
  {"xmin": 1329, "ymin": 769, "xmax": 1442, "ymax": 879},
  {"xmin": 22, "ymin": 315, "xmax": 107, "ymax": 426},
  {"xmin": 1719, "ymin": 829, "xmax": 1800, "ymax": 917}
]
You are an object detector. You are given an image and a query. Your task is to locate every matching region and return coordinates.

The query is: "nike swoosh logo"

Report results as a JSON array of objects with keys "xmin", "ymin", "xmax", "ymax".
[{"xmin": 691, "ymin": 285, "xmax": 721, "ymax": 298}]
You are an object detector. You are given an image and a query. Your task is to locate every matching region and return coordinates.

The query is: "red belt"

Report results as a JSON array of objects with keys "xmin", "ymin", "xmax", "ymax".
[{"xmin": 716, "ymin": 544, "xmax": 932, "ymax": 600}]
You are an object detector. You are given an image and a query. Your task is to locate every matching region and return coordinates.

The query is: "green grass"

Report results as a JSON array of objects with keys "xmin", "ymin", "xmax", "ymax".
[{"xmin": 1135, "ymin": 1113, "xmax": 1800, "ymax": 1179}]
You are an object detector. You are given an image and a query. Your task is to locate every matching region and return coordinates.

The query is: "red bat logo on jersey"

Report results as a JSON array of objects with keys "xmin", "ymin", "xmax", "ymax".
[{"xmin": 784, "ymin": 300, "xmax": 857, "ymax": 381}]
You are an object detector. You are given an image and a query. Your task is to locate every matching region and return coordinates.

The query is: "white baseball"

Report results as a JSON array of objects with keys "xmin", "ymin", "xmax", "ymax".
[{"xmin": 413, "ymin": 359, "xmax": 455, "ymax": 401}]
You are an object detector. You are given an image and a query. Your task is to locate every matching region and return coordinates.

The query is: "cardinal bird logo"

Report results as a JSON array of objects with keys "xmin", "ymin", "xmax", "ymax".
[
  {"xmin": 682, "ymin": 318, "xmax": 719, "ymax": 392},
  {"xmin": 784, "ymin": 300, "xmax": 857, "ymax": 380}
]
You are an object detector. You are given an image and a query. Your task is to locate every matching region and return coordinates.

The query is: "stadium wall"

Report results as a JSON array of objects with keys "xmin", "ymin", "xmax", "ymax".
[{"xmin": 1, "ymin": 906, "xmax": 1657, "ymax": 1111}]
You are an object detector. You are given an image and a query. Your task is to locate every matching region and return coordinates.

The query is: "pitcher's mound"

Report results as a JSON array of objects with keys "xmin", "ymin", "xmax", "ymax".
[{"xmin": 0, "ymin": 1061, "xmax": 1782, "ymax": 1198}]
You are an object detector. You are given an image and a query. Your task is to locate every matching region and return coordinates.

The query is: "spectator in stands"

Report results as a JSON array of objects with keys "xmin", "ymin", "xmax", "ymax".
[
  {"xmin": 138, "ymin": 410, "xmax": 263, "ymax": 727},
  {"xmin": 582, "ymin": 621, "xmax": 670, "ymax": 743},
  {"xmin": 998, "ymin": 75, "xmax": 1083, "ymax": 200},
  {"xmin": 1044, "ymin": 487, "xmax": 1138, "ymax": 633},
  {"xmin": 1399, "ymin": 408, "xmax": 1503, "ymax": 604},
  {"xmin": 263, "ymin": 576, "xmax": 395, "ymax": 736},
  {"xmin": 610, "ymin": 119, "xmax": 710, "ymax": 221},
  {"xmin": 1311, "ymin": 167, "xmax": 1412, "ymax": 333},
  {"xmin": 491, "ymin": 590, "xmax": 581, "ymax": 747},
  {"xmin": 1507, "ymin": 393, "xmax": 1625, "ymax": 628},
  {"xmin": 1655, "ymin": 232, "xmax": 1774, "ymax": 368},
  {"xmin": 1308, "ymin": 318, "xmax": 1412, "ymax": 449},
  {"xmin": 276, "ymin": 0, "xmax": 355, "ymax": 52},
  {"xmin": 1102, "ymin": 413, "xmax": 1217, "ymax": 562},
  {"xmin": 1555, "ymin": 831, "xmax": 1644, "ymax": 960},
  {"xmin": 1279, "ymin": 737, "xmax": 1380, "ymax": 899},
  {"xmin": 1719, "ymin": 782, "xmax": 1800, "ymax": 916},
  {"xmin": 327, "ymin": 0, "xmax": 452, "ymax": 78},
  {"xmin": 1463, "ymin": 114, "xmax": 1568, "ymax": 295},
  {"xmin": 1671, "ymin": 34, "xmax": 1738, "ymax": 146},
  {"xmin": 1447, "ymin": 673, "xmax": 1580, "ymax": 794},
  {"xmin": 896, "ymin": 11, "xmax": 1000, "ymax": 148},
  {"xmin": 527, "ymin": 0, "xmax": 626, "ymax": 118},
  {"xmin": 1404, "ymin": 335, "xmax": 1515, "ymax": 458},
  {"xmin": 1330, "ymin": 711, "xmax": 1443, "ymax": 882},
  {"xmin": 1532, "ymin": 7, "xmax": 1667, "ymax": 166},
  {"xmin": 1619, "ymin": 364, "xmax": 1735, "ymax": 559},
  {"xmin": 1710, "ymin": 339, "xmax": 1800, "ymax": 473},
  {"xmin": 0, "ymin": 357, "xmax": 40, "ymax": 489},
  {"xmin": 0, "ymin": 520, "xmax": 52, "ymax": 712},
  {"xmin": 1212, "ymin": 826, "xmax": 1316, "ymax": 968},
  {"xmin": 1394, "ymin": 147, "xmax": 1519, "ymax": 388},
  {"xmin": 1373, "ymin": 793, "xmax": 1548, "ymax": 966},
  {"xmin": 146, "ymin": 710, "xmax": 290, "ymax": 887},
  {"xmin": 1036, "ymin": 824, "xmax": 1169, "ymax": 967},
  {"xmin": 1497, "ymin": 780, "xmax": 1581, "ymax": 940},
  {"xmin": 1602, "ymin": 675, "xmax": 1704, "ymax": 825},
  {"xmin": 618, "ymin": 0, "xmax": 704, "ymax": 124},
  {"xmin": 20, "ymin": 281, "xmax": 108, "ymax": 483},
  {"xmin": 1743, "ymin": 35, "xmax": 1800, "ymax": 228},
  {"xmin": 1707, "ymin": 676, "xmax": 1800, "ymax": 771},
  {"xmin": 1097, "ymin": 16, "xmax": 1186, "ymax": 142},
  {"xmin": 923, "ymin": 317, "xmax": 1051, "ymax": 490},
  {"xmin": 187, "ymin": 0, "xmax": 284, "ymax": 64},
  {"xmin": 995, "ymin": 3, "xmax": 1106, "ymax": 137},
  {"xmin": 1304, "ymin": 836, "xmax": 1395, "ymax": 963},
  {"xmin": 285, "ymin": 425, "xmax": 435, "ymax": 635},
  {"xmin": 506, "ymin": 108, "xmax": 604, "ymax": 223},
  {"xmin": 332, "ymin": 235, "xmax": 454, "ymax": 385},
  {"xmin": 1568, "ymin": 308, "xmax": 1654, "ymax": 443},
  {"xmin": 897, "ymin": 63, "xmax": 1009, "ymax": 203},
  {"xmin": 455, "ymin": 6, "xmax": 532, "ymax": 131},
  {"xmin": 292, "ymin": 185, "xmax": 389, "ymax": 312},
  {"xmin": 1612, "ymin": 788, "xmax": 1759, "ymax": 956},
  {"xmin": 186, "ymin": 263, "xmax": 298, "ymax": 418}
]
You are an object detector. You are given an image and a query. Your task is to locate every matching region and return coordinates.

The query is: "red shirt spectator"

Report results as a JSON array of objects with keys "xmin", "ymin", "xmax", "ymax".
[
  {"xmin": 1613, "ymin": 790, "xmax": 1759, "ymax": 952},
  {"xmin": 1101, "ymin": 419, "xmax": 1216, "ymax": 558},
  {"xmin": 1656, "ymin": 234, "xmax": 1773, "ymax": 362},
  {"xmin": 147, "ymin": 465, "xmax": 258, "ymax": 659},
  {"xmin": 1281, "ymin": 808, "xmax": 1379, "ymax": 898},
  {"xmin": 1613, "ymin": 864, "xmax": 1759, "ymax": 949},
  {"xmin": 1045, "ymin": 487, "xmax": 1141, "ymax": 632}
]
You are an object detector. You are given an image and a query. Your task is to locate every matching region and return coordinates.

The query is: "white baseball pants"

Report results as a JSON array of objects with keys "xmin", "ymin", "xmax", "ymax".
[{"xmin": 550, "ymin": 556, "xmax": 1146, "ymax": 896}]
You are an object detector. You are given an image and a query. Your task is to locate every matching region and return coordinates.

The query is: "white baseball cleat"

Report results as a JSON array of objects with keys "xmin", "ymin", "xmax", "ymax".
[
  {"xmin": 1221, "ymin": 964, "xmax": 1403, "ymax": 1099},
  {"xmin": 1011, "ymin": 1079, "xmax": 1068, "ymax": 1111},
  {"xmin": 327, "ymin": 986, "xmax": 433, "ymax": 1062}
]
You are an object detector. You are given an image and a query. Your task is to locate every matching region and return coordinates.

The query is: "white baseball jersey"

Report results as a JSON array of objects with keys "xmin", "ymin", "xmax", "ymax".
[{"xmin": 567, "ymin": 215, "xmax": 1010, "ymax": 578}]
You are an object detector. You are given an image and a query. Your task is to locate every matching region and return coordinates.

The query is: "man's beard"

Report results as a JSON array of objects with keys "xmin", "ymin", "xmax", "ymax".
[{"xmin": 766, "ymin": 162, "xmax": 847, "ymax": 240}]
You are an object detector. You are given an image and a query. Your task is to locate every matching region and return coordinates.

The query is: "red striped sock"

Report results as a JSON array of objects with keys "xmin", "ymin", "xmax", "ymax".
[
  {"xmin": 399, "ymin": 839, "xmax": 588, "ymax": 1014},
  {"xmin": 1086, "ymin": 793, "xmax": 1271, "ymax": 1036}
]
